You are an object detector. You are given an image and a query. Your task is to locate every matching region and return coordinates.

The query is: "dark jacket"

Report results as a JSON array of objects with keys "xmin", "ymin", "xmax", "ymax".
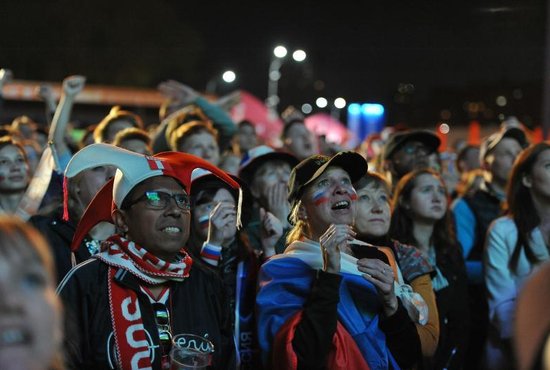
[
  {"xmin": 58, "ymin": 258, "xmax": 236, "ymax": 370},
  {"xmin": 30, "ymin": 207, "xmax": 93, "ymax": 284}
]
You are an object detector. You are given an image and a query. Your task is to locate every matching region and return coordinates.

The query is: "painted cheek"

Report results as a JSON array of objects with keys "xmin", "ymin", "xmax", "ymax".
[{"xmin": 312, "ymin": 188, "xmax": 330, "ymax": 206}]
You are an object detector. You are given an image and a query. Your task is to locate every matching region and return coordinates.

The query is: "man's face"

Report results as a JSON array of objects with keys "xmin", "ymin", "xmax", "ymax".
[
  {"xmin": 178, "ymin": 132, "xmax": 220, "ymax": 166},
  {"xmin": 485, "ymin": 137, "xmax": 523, "ymax": 185},
  {"xmin": 236, "ymin": 124, "xmax": 257, "ymax": 153},
  {"xmin": 388, "ymin": 140, "xmax": 431, "ymax": 180},
  {"xmin": 117, "ymin": 176, "xmax": 191, "ymax": 261},
  {"xmin": 284, "ymin": 123, "xmax": 316, "ymax": 160}
]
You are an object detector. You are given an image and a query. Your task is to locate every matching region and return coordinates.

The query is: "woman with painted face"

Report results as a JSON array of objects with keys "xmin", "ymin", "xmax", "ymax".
[
  {"xmin": 354, "ymin": 172, "xmax": 440, "ymax": 366},
  {"xmin": 188, "ymin": 171, "xmax": 276, "ymax": 369},
  {"xmin": 390, "ymin": 169, "xmax": 469, "ymax": 370},
  {"xmin": 484, "ymin": 142, "xmax": 550, "ymax": 370},
  {"xmin": 0, "ymin": 217, "xmax": 64, "ymax": 370},
  {"xmin": 57, "ymin": 144, "xmax": 238, "ymax": 370},
  {"xmin": 0, "ymin": 136, "xmax": 30, "ymax": 215},
  {"xmin": 256, "ymin": 152, "xmax": 420, "ymax": 370}
]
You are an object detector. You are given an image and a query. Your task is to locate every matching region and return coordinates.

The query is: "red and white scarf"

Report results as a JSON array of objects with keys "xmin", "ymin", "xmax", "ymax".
[{"xmin": 96, "ymin": 235, "xmax": 193, "ymax": 370}]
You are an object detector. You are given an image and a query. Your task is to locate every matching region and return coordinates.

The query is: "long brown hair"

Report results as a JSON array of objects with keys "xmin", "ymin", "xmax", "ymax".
[
  {"xmin": 507, "ymin": 142, "xmax": 550, "ymax": 272},
  {"xmin": 390, "ymin": 168, "xmax": 462, "ymax": 264}
]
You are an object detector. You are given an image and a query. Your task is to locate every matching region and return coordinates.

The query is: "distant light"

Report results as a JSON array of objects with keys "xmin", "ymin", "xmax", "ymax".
[
  {"xmin": 439, "ymin": 123, "xmax": 450, "ymax": 134},
  {"xmin": 334, "ymin": 97, "xmax": 346, "ymax": 109},
  {"xmin": 316, "ymin": 97, "xmax": 328, "ymax": 108},
  {"xmin": 273, "ymin": 46, "xmax": 288, "ymax": 58},
  {"xmin": 440, "ymin": 109, "xmax": 452, "ymax": 120},
  {"xmin": 496, "ymin": 96, "xmax": 507, "ymax": 107},
  {"xmin": 362, "ymin": 103, "xmax": 384, "ymax": 116},
  {"xmin": 512, "ymin": 89, "xmax": 523, "ymax": 100},
  {"xmin": 348, "ymin": 103, "xmax": 361, "ymax": 115},
  {"xmin": 222, "ymin": 70, "xmax": 236, "ymax": 83},
  {"xmin": 269, "ymin": 70, "xmax": 281, "ymax": 81},
  {"xmin": 301, "ymin": 103, "xmax": 313, "ymax": 114},
  {"xmin": 292, "ymin": 49, "xmax": 307, "ymax": 62},
  {"xmin": 498, "ymin": 113, "xmax": 506, "ymax": 120}
]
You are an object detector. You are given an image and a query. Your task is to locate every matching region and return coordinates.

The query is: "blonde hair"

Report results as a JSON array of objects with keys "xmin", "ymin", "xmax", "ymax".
[{"xmin": 286, "ymin": 200, "xmax": 310, "ymax": 245}]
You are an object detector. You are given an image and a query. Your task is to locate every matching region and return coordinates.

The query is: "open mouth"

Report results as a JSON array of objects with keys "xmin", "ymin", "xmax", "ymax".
[
  {"xmin": 0, "ymin": 327, "xmax": 31, "ymax": 347},
  {"xmin": 331, "ymin": 200, "xmax": 351, "ymax": 210}
]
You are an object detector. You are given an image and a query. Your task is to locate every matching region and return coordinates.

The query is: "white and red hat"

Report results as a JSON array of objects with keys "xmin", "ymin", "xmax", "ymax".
[{"xmin": 64, "ymin": 143, "xmax": 242, "ymax": 251}]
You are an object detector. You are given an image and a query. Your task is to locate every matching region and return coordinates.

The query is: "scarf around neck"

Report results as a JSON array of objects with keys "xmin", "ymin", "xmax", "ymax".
[{"xmin": 94, "ymin": 234, "xmax": 193, "ymax": 284}]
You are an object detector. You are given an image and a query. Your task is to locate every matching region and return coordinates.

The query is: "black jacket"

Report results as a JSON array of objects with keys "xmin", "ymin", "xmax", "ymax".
[
  {"xmin": 30, "ymin": 207, "xmax": 93, "ymax": 284},
  {"xmin": 58, "ymin": 258, "xmax": 236, "ymax": 370}
]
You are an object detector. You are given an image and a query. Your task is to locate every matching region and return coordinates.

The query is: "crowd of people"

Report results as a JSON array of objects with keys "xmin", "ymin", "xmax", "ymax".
[{"xmin": 0, "ymin": 70, "xmax": 549, "ymax": 370}]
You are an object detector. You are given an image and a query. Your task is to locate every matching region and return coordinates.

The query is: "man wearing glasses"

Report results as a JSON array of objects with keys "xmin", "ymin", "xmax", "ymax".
[
  {"xmin": 381, "ymin": 129, "xmax": 441, "ymax": 188},
  {"xmin": 57, "ymin": 144, "xmax": 237, "ymax": 369}
]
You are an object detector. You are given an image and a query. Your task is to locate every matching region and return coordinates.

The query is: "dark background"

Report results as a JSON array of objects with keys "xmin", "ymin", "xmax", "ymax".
[{"xmin": 0, "ymin": 0, "xmax": 546, "ymax": 128}]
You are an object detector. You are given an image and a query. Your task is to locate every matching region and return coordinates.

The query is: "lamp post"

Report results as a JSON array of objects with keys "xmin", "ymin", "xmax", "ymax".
[{"xmin": 266, "ymin": 46, "xmax": 306, "ymax": 115}]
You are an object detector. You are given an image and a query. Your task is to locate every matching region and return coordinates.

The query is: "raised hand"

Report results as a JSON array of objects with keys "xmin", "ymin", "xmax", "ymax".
[
  {"xmin": 259, "ymin": 207, "xmax": 283, "ymax": 258},
  {"xmin": 206, "ymin": 202, "xmax": 237, "ymax": 246},
  {"xmin": 158, "ymin": 80, "xmax": 198, "ymax": 105},
  {"xmin": 62, "ymin": 75, "xmax": 86, "ymax": 98},
  {"xmin": 319, "ymin": 224, "xmax": 356, "ymax": 274},
  {"xmin": 357, "ymin": 258, "xmax": 398, "ymax": 316}
]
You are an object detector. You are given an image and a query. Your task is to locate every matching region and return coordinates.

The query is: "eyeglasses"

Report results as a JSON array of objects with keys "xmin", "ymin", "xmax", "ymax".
[
  {"xmin": 127, "ymin": 191, "xmax": 191, "ymax": 210},
  {"xmin": 152, "ymin": 302, "xmax": 173, "ymax": 355}
]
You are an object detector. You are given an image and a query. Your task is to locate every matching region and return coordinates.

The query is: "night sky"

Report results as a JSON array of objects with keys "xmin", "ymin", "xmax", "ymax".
[{"xmin": 0, "ymin": 0, "xmax": 546, "ymax": 126}]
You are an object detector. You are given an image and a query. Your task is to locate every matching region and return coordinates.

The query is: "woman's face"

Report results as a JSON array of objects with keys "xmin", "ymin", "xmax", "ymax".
[
  {"xmin": 0, "ymin": 251, "xmax": 61, "ymax": 370},
  {"xmin": 408, "ymin": 173, "xmax": 447, "ymax": 223},
  {"xmin": 192, "ymin": 188, "xmax": 236, "ymax": 241},
  {"xmin": 301, "ymin": 167, "xmax": 357, "ymax": 239},
  {"xmin": 178, "ymin": 132, "xmax": 220, "ymax": 166},
  {"xmin": 526, "ymin": 148, "xmax": 550, "ymax": 201},
  {"xmin": 355, "ymin": 182, "xmax": 391, "ymax": 237},
  {"xmin": 0, "ymin": 145, "xmax": 30, "ymax": 193}
]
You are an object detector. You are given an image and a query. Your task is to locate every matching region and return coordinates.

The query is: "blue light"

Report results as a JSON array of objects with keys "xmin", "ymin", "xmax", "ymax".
[
  {"xmin": 362, "ymin": 103, "xmax": 384, "ymax": 116},
  {"xmin": 348, "ymin": 103, "xmax": 361, "ymax": 115}
]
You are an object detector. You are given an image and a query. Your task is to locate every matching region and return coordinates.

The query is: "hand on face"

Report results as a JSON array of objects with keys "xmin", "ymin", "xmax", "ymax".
[
  {"xmin": 357, "ymin": 258, "xmax": 398, "ymax": 316},
  {"xmin": 319, "ymin": 224, "xmax": 356, "ymax": 274},
  {"xmin": 265, "ymin": 183, "xmax": 290, "ymax": 227},
  {"xmin": 206, "ymin": 202, "xmax": 237, "ymax": 246},
  {"xmin": 259, "ymin": 207, "xmax": 283, "ymax": 258}
]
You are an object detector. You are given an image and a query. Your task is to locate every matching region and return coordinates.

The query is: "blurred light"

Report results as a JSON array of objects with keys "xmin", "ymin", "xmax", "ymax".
[
  {"xmin": 292, "ymin": 49, "xmax": 307, "ymax": 62},
  {"xmin": 301, "ymin": 103, "xmax": 313, "ymax": 114},
  {"xmin": 269, "ymin": 70, "xmax": 281, "ymax": 81},
  {"xmin": 362, "ymin": 103, "xmax": 384, "ymax": 116},
  {"xmin": 439, "ymin": 123, "xmax": 450, "ymax": 134},
  {"xmin": 316, "ymin": 97, "xmax": 328, "ymax": 108},
  {"xmin": 222, "ymin": 70, "xmax": 236, "ymax": 83},
  {"xmin": 348, "ymin": 103, "xmax": 361, "ymax": 115},
  {"xmin": 314, "ymin": 80, "xmax": 325, "ymax": 91},
  {"xmin": 334, "ymin": 98, "xmax": 346, "ymax": 109},
  {"xmin": 498, "ymin": 113, "xmax": 505, "ymax": 120},
  {"xmin": 496, "ymin": 96, "xmax": 507, "ymax": 107},
  {"xmin": 513, "ymin": 89, "xmax": 523, "ymax": 100},
  {"xmin": 273, "ymin": 46, "xmax": 288, "ymax": 58},
  {"xmin": 440, "ymin": 109, "xmax": 452, "ymax": 120}
]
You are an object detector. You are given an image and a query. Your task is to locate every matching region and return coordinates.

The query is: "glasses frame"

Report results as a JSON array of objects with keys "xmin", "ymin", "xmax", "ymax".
[
  {"xmin": 151, "ymin": 302, "xmax": 173, "ymax": 356},
  {"xmin": 126, "ymin": 191, "xmax": 191, "ymax": 211}
]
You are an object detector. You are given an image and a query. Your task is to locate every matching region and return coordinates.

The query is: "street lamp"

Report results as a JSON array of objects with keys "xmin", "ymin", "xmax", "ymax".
[
  {"xmin": 206, "ymin": 70, "xmax": 237, "ymax": 94},
  {"xmin": 266, "ymin": 45, "xmax": 306, "ymax": 115}
]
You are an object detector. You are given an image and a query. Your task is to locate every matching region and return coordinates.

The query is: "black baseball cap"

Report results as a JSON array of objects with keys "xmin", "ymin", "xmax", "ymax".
[
  {"xmin": 383, "ymin": 130, "xmax": 441, "ymax": 160},
  {"xmin": 287, "ymin": 151, "xmax": 368, "ymax": 210},
  {"xmin": 479, "ymin": 126, "xmax": 528, "ymax": 160}
]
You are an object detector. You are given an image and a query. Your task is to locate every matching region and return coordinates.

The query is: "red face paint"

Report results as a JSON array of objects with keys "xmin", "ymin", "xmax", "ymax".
[{"xmin": 312, "ymin": 189, "xmax": 330, "ymax": 206}]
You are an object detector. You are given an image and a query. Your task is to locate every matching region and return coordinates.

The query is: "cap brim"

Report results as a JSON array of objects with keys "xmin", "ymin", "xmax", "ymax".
[
  {"xmin": 384, "ymin": 130, "xmax": 441, "ymax": 159},
  {"xmin": 302, "ymin": 151, "xmax": 368, "ymax": 190}
]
